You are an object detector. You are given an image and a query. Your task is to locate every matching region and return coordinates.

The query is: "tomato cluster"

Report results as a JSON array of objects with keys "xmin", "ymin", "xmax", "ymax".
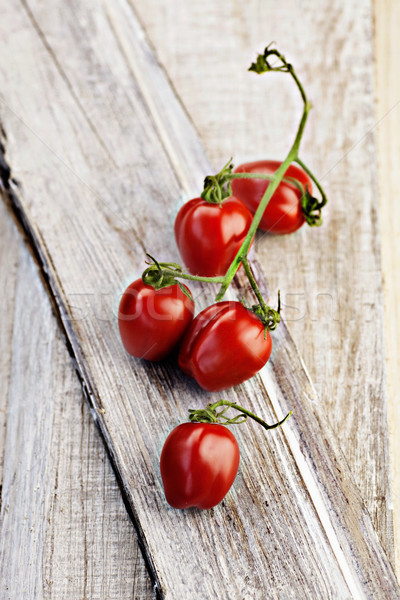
[
  {"xmin": 118, "ymin": 158, "xmax": 308, "ymax": 387},
  {"xmin": 117, "ymin": 160, "xmax": 311, "ymax": 508},
  {"xmin": 117, "ymin": 44, "xmax": 327, "ymax": 510}
]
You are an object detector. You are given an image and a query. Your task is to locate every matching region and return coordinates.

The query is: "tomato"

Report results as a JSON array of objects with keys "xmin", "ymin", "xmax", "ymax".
[
  {"xmin": 160, "ymin": 422, "xmax": 240, "ymax": 509},
  {"xmin": 174, "ymin": 196, "xmax": 253, "ymax": 276},
  {"xmin": 231, "ymin": 160, "xmax": 313, "ymax": 234},
  {"xmin": 118, "ymin": 279, "xmax": 194, "ymax": 361},
  {"xmin": 178, "ymin": 301, "xmax": 271, "ymax": 391}
]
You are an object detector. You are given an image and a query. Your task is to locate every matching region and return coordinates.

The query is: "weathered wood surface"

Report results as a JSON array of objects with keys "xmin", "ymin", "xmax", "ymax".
[
  {"xmin": 374, "ymin": 0, "xmax": 400, "ymax": 575},
  {"xmin": 133, "ymin": 0, "xmax": 393, "ymax": 555},
  {"xmin": 0, "ymin": 0, "xmax": 397, "ymax": 598},
  {"xmin": 0, "ymin": 201, "xmax": 155, "ymax": 599}
]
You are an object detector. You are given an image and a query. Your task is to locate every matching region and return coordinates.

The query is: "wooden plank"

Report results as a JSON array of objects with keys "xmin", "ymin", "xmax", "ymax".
[
  {"xmin": 132, "ymin": 0, "xmax": 394, "ymax": 560},
  {"xmin": 0, "ymin": 204, "xmax": 154, "ymax": 598},
  {"xmin": 373, "ymin": 0, "xmax": 400, "ymax": 577},
  {"xmin": 0, "ymin": 1, "xmax": 397, "ymax": 598},
  {"xmin": 0, "ymin": 185, "xmax": 19, "ymax": 488}
]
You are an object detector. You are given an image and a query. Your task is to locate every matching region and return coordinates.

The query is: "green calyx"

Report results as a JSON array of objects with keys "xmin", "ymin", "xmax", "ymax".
[
  {"xmin": 283, "ymin": 176, "xmax": 326, "ymax": 227},
  {"xmin": 189, "ymin": 402, "xmax": 247, "ymax": 425},
  {"xmin": 252, "ymin": 294, "xmax": 281, "ymax": 335},
  {"xmin": 301, "ymin": 185, "xmax": 324, "ymax": 227},
  {"xmin": 142, "ymin": 254, "xmax": 194, "ymax": 301},
  {"xmin": 293, "ymin": 158, "xmax": 328, "ymax": 227},
  {"xmin": 189, "ymin": 400, "xmax": 292, "ymax": 431},
  {"xmin": 201, "ymin": 158, "xmax": 234, "ymax": 205}
]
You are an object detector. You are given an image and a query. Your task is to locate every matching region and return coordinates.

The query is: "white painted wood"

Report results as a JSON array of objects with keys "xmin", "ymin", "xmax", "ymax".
[
  {"xmin": 0, "ymin": 0, "xmax": 397, "ymax": 598},
  {"xmin": 0, "ymin": 202, "xmax": 154, "ymax": 598}
]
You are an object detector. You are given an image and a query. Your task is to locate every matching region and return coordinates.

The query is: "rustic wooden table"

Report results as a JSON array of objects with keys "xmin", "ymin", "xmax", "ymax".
[{"xmin": 0, "ymin": 1, "xmax": 399, "ymax": 598}]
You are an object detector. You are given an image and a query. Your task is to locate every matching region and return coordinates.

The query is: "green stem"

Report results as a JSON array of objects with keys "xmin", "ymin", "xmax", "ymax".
[
  {"xmin": 294, "ymin": 157, "xmax": 328, "ymax": 208},
  {"xmin": 158, "ymin": 268, "xmax": 225, "ymax": 285},
  {"xmin": 189, "ymin": 399, "xmax": 292, "ymax": 431},
  {"xmin": 240, "ymin": 256, "xmax": 269, "ymax": 316},
  {"xmin": 215, "ymin": 58, "xmax": 311, "ymax": 301}
]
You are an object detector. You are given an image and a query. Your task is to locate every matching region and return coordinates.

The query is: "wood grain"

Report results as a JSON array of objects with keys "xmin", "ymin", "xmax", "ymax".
[
  {"xmin": 0, "ymin": 203, "xmax": 154, "ymax": 598},
  {"xmin": 0, "ymin": 0, "xmax": 397, "ymax": 598},
  {"xmin": 373, "ymin": 0, "xmax": 400, "ymax": 577}
]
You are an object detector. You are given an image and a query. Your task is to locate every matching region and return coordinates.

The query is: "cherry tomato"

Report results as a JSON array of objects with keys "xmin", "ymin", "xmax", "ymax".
[
  {"xmin": 231, "ymin": 160, "xmax": 312, "ymax": 234},
  {"xmin": 160, "ymin": 422, "xmax": 240, "ymax": 509},
  {"xmin": 174, "ymin": 196, "xmax": 253, "ymax": 276},
  {"xmin": 118, "ymin": 279, "xmax": 194, "ymax": 361},
  {"xmin": 178, "ymin": 301, "xmax": 271, "ymax": 391}
]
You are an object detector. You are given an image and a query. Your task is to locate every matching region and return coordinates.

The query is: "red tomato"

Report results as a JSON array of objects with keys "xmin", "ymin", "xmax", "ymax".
[
  {"xmin": 174, "ymin": 196, "xmax": 253, "ymax": 276},
  {"xmin": 160, "ymin": 422, "xmax": 240, "ymax": 509},
  {"xmin": 118, "ymin": 279, "xmax": 194, "ymax": 361},
  {"xmin": 178, "ymin": 301, "xmax": 271, "ymax": 391},
  {"xmin": 231, "ymin": 160, "xmax": 312, "ymax": 234}
]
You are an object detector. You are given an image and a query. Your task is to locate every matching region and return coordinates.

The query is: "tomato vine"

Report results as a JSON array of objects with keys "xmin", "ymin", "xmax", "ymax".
[
  {"xmin": 118, "ymin": 42, "xmax": 328, "ymax": 509},
  {"xmin": 120, "ymin": 43, "xmax": 328, "ymax": 389},
  {"xmin": 141, "ymin": 43, "xmax": 327, "ymax": 320}
]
